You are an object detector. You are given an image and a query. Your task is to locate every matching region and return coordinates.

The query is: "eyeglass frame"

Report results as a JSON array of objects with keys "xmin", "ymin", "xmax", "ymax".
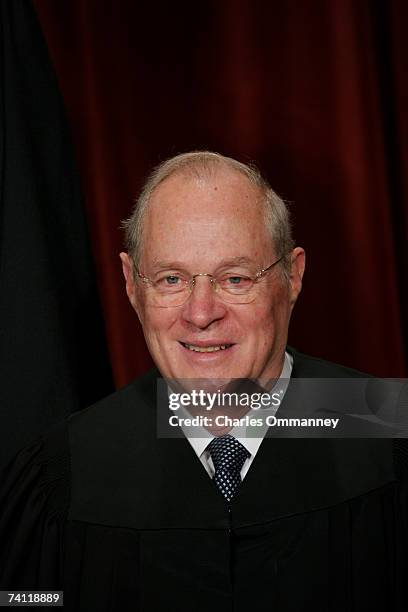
[{"xmin": 134, "ymin": 256, "xmax": 284, "ymax": 305}]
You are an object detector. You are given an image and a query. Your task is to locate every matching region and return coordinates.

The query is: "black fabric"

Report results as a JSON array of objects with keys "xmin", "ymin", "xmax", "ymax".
[
  {"xmin": 0, "ymin": 0, "xmax": 113, "ymax": 469},
  {"xmin": 1, "ymin": 348, "xmax": 407, "ymax": 611}
]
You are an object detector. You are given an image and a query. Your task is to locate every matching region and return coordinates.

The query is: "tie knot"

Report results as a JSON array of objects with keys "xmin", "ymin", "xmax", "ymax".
[{"xmin": 207, "ymin": 434, "xmax": 250, "ymax": 474}]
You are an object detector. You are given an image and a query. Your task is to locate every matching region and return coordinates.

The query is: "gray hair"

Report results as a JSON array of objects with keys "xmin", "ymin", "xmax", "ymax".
[{"xmin": 121, "ymin": 151, "xmax": 294, "ymax": 279}]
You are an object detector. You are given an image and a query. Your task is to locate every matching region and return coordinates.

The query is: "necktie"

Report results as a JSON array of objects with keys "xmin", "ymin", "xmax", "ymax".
[{"xmin": 207, "ymin": 435, "xmax": 250, "ymax": 503}]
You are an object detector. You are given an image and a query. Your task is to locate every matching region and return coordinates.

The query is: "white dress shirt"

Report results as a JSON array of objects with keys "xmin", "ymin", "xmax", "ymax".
[{"xmin": 181, "ymin": 351, "xmax": 293, "ymax": 480}]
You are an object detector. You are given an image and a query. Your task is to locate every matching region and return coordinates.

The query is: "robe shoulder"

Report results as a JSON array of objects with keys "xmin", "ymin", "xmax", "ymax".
[
  {"xmin": 0, "ymin": 419, "xmax": 70, "ymax": 589},
  {"xmin": 0, "ymin": 370, "xmax": 159, "ymax": 588},
  {"xmin": 288, "ymin": 345, "xmax": 371, "ymax": 377}
]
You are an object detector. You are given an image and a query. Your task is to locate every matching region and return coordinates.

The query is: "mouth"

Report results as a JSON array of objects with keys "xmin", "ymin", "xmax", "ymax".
[{"xmin": 179, "ymin": 341, "xmax": 234, "ymax": 353}]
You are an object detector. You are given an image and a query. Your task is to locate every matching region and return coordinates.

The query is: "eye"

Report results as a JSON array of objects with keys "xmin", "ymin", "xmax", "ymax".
[
  {"xmin": 155, "ymin": 274, "xmax": 186, "ymax": 291},
  {"xmin": 218, "ymin": 274, "xmax": 253, "ymax": 292},
  {"xmin": 164, "ymin": 275, "xmax": 180, "ymax": 285}
]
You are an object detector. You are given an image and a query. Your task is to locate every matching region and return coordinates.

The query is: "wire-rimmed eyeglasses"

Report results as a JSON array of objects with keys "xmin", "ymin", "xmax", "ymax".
[{"xmin": 135, "ymin": 257, "xmax": 283, "ymax": 307}]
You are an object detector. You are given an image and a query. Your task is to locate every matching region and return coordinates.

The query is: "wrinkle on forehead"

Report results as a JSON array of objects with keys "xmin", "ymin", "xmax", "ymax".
[{"xmin": 149, "ymin": 255, "xmax": 260, "ymax": 274}]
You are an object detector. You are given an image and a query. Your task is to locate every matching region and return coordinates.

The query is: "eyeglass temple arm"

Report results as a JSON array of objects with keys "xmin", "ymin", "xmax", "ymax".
[
  {"xmin": 136, "ymin": 269, "xmax": 151, "ymax": 283},
  {"xmin": 256, "ymin": 256, "xmax": 283, "ymax": 279}
]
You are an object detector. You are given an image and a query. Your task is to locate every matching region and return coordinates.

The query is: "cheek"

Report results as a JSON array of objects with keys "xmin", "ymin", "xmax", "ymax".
[
  {"xmin": 141, "ymin": 308, "xmax": 178, "ymax": 343},
  {"xmin": 243, "ymin": 290, "xmax": 289, "ymax": 337},
  {"xmin": 249, "ymin": 300, "xmax": 277, "ymax": 328}
]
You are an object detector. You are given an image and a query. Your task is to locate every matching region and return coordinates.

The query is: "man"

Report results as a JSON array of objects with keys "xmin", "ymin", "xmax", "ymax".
[{"xmin": 1, "ymin": 151, "xmax": 407, "ymax": 611}]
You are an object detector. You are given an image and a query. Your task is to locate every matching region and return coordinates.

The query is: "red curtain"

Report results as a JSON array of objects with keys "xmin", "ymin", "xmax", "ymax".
[{"xmin": 33, "ymin": 0, "xmax": 408, "ymax": 386}]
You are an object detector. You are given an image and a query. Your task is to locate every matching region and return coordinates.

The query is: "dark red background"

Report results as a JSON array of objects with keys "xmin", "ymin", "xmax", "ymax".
[{"xmin": 33, "ymin": 0, "xmax": 408, "ymax": 386}]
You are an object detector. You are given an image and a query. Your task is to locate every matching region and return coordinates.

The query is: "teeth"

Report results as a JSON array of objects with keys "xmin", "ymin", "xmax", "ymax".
[{"xmin": 183, "ymin": 343, "xmax": 231, "ymax": 353}]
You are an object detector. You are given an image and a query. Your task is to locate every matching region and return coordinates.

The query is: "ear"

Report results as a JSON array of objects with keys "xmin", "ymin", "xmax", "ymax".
[
  {"xmin": 119, "ymin": 252, "xmax": 139, "ymax": 312},
  {"xmin": 288, "ymin": 247, "xmax": 305, "ymax": 308}
]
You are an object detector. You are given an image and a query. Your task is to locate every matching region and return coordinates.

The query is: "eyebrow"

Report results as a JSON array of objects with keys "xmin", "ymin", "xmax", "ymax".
[{"xmin": 150, "ymin": 256, "xmax": 257, "ymax": 272}]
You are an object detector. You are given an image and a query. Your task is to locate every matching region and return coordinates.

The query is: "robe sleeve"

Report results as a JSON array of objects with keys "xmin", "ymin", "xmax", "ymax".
[{"xmin": 0, "ymin": 421, "xmax": 69, "ymax": 589}]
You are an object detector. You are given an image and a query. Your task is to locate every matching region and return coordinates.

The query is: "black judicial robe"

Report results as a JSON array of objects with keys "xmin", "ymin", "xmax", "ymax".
[{"xmin": 1, "ymin": 348, "xmax": 408, "ymax": 611}]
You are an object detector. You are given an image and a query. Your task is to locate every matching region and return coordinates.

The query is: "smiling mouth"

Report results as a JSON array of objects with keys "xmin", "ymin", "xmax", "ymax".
[{"xmin": 180, "ymin": 342, "xmax": 234, "ymax": 353}]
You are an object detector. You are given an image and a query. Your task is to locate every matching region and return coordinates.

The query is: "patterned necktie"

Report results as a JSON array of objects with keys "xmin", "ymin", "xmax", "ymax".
[{"xmin": 207, "ymin": 435, "xmax": 250, "ymax": 503}]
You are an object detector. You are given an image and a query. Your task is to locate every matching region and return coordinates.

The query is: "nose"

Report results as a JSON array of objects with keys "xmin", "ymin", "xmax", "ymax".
[{"xmin": 181, "ymin": 275, "xmax": 227, "ymax": 329}]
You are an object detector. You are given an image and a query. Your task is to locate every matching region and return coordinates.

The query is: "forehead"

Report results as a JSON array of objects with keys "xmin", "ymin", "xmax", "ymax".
[{"xmin": 141, "ymin": 168, "xmax": 273, "ymax": 268}]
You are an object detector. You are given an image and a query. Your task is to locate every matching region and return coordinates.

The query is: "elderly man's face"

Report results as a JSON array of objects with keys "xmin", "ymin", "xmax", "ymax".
[{"xmin": 121, "ymin": 168, "xmax": 304, "ymax": 385}]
